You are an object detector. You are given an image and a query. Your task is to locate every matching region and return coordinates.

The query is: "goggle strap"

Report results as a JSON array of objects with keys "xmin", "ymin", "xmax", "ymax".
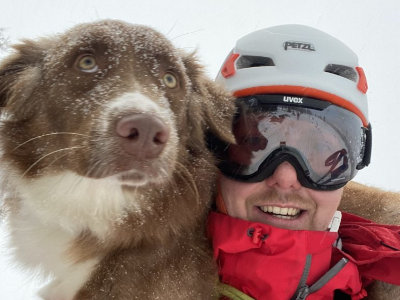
[
  {"xmin": 356, "ymin": 124, "xmax": 372, "ymax": 170},
  {"xmin": 363, "ymin": 124, "xmax": 372, "ymax": 167}
]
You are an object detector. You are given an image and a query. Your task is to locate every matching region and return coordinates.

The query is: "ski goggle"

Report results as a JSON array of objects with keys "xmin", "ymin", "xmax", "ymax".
[{"xmin": 216, "ymin": 94, "xmax": 371, "ymax": 191}]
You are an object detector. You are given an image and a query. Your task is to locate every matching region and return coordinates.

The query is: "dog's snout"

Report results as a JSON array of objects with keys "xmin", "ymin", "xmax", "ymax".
[{"xmin": 116, "ymin": 114, "xmax": 170, "ymax": 159}]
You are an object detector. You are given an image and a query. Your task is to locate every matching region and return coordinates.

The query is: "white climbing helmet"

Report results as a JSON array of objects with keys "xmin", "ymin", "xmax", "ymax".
[{"xmin": 216, "ymin": 24, "xmax": 369, "ymax": 127}]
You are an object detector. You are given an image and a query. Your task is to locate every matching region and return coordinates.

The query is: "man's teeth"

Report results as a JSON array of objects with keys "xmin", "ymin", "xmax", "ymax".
[{"xmin": 260, "ymin": 206, "xmax": 301, "ymax": 217}]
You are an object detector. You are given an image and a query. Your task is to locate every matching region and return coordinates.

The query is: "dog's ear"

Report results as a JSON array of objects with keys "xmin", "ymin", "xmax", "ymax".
[
  {"xmin": 182, "ymin": 53, "xmax": 236, "ymax": 150},
  {"xmin": 0, "ymin": 40, "xmax": 45, "ymax": 108}
]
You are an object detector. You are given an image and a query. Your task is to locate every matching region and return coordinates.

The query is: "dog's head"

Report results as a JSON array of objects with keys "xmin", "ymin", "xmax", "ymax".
[{"xmin": 0, "ymin": 20, "xmax": 235, "ymax": 242}]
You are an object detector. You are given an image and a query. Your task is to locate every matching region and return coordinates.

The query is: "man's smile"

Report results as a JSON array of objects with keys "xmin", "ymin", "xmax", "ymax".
[
  {"xmin": 251, "ymin": 204, "xmax": 311, "ymax": 230},
  {"xmin": 258, "ymin": 205, "xmax": 302, "ymax": 219}
]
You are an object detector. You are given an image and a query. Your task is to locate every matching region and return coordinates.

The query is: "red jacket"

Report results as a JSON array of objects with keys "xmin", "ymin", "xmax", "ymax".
[{"xmin": 208, "ymin": 211, "xmax": 400, "ymax": 300}]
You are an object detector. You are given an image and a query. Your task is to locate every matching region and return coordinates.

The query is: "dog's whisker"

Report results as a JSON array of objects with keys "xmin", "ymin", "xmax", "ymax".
[
  {"xmin": 170, "ymin": 29, "xmax": 204, "ymax": 41},
  {"xmin": 164, "ymin": 20, "xmax": 178, "ymax": 37},
  {"xmin": 44, "ymin": 152, "xmax": 72, "ymax": 170},
  {"xmin": 63, "ymin": 158, "xmax": 109, "ymax": 196},
  {"xmin": 42, "ymin": 151, "xmax": 86, "ymax": 196},
  {"xmin": 67, "ymin": 168, "xmax": 91, "ymax": 196},
  {"xmin": 85, "ymin": 159, "xmax": 104, "ymax": 179},
  {"xmin": 21, "ymin": 146, "xmax": 84, "ymax": 179},
  {"xmin": 57, "ymin": 150, "xmax": 105, "ymax": 195},
  {"xmin": 13, "ymin": 132, "xmax": 89, "ymax": 151},
  {"xmin": 174, "ymin": 161, "xmax": 200, "ymax": 204},
  {"xmin": 155, "ymin": 165, "xmax": 170, "ymax": 182}
]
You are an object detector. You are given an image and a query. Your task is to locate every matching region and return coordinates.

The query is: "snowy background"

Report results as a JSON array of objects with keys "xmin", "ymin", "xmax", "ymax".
[{"xmin": 0, "ymin": 0, "xmax": 399, "ymax": 298}]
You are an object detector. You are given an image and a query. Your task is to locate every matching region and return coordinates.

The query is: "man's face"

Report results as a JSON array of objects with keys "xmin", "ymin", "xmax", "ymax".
[{"xmin": 219, "ymin": 161, "xmax": 343, "ymax": 231}]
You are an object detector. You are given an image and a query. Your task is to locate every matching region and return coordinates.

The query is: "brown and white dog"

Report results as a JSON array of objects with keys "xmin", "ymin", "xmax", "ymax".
[{"xmin": 0, "ymin": 20, "xmax": 235, "ymax": 299}]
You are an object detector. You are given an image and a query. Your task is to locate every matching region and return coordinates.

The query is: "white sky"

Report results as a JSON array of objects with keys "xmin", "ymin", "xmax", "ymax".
[{"xmin": 0, "ymin": 0, "xmax": 399, "ymax": 298}]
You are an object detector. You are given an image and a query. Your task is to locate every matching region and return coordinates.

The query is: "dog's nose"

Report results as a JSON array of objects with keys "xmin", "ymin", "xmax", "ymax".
[{"xmin": 116, "ymin": 114, "xmax": 170, "ymax": 159}]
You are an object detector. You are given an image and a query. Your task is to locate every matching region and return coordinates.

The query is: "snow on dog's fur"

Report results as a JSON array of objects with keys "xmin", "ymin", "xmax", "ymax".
[{"xmin": 0, "ymin": 20, "xmax": 235, "ymax": 299}]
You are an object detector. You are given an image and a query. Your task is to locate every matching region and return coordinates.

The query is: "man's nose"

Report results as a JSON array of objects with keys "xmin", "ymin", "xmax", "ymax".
[{"xmin": 264, "ymin": 161, "xmax": 302, "ymax": 190}]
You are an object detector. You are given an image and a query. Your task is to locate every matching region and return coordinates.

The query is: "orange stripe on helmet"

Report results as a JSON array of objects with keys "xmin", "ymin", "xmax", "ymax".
[{"xmin": 233, "ymin": 85, "xmax": 368, "ymax": 127}]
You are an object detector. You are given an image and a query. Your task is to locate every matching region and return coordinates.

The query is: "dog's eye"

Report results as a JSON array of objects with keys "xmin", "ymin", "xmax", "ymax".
[
  {"xmin": 76, "ymin": 54, "xmax": 98, "ymax": 73},
  {"xmin": 162, "ymin": 73, "xmax": 178, "ymax": 89}
]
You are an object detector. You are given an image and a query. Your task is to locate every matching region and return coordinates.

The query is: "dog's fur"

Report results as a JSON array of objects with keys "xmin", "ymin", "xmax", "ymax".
[
  {"xmin": 0, "ymin": 20, "xmax": 235, "ymax": 299},
  {"xmin": 342, "ymin": 182, "xmax": 400, "ymax": 225}
]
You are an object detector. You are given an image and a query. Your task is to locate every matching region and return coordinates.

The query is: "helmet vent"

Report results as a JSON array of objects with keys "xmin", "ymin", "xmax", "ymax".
[
  {"xmin": 236, "ymin": 55, "xmax": 275, "ymax": 69},
  {"xmin": 324, "ymin": 64, "xmax": 357, "ymax": 82}
]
